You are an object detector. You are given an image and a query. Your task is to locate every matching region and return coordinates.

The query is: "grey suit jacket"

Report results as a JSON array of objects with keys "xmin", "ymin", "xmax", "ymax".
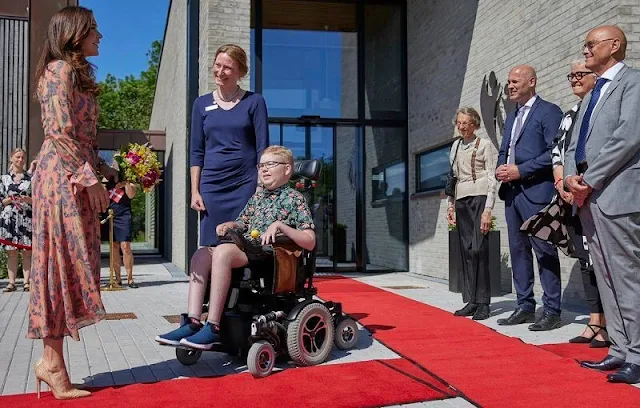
[{"xmin": 565, "ymin": 64, "xmax": 640, "ymax": 216}]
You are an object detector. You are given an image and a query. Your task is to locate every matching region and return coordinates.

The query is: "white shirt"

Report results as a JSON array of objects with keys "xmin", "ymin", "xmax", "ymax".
[
  {"xmin": 507, "ymin": 95, "xmax": 537, "ymax": 163},
  {"xmin": 594, "ymin": 61, "xmax": 625, "ymax": 109}
]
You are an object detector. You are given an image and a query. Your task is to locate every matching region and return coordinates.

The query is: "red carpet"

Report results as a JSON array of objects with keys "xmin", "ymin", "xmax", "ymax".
[
  {"xmin": 0, "ymin": 359, "xmax": 453, "ymax": 407},
  {"xmin": 539, "ymin": 342, "xmax": 609, "ymax": 363},
  {"xmin": 314, "ymin": 276, "xmax": 640, "ymax": 407}
]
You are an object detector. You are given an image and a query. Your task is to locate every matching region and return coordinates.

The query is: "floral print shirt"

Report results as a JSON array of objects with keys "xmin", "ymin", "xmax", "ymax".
[{"xmin": 236, "ymin": 184, "xmax": 315, "ymax": 240}]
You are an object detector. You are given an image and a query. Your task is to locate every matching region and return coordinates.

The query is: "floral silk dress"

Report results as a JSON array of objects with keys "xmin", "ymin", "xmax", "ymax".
[{"xmin": 28, "ymin": 61, "xmax": 106, "ymax": 340}]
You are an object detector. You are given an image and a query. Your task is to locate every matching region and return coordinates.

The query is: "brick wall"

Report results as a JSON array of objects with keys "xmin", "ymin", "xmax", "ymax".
[
  {"xmin": 407, "ymin": 0, "xmax": 636, "ymax": 302},
  {"xmin": 200, "ymin": 0, "xmax": 251, "ymax": 94},
  {"xmin": 149, "ymin": 2, "xmax": 188, "ymax": 270}
]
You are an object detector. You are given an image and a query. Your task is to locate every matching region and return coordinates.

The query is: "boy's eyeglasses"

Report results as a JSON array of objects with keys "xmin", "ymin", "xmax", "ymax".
[{"xmin": 257, "ymin": 161, "xmax": 286, "ymax": 170}]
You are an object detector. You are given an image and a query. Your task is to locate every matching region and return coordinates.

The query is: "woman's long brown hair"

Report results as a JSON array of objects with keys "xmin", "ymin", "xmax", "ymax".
[{"xmin": 34, "ymin": 6, "xmax": 99, "ymax": 95}]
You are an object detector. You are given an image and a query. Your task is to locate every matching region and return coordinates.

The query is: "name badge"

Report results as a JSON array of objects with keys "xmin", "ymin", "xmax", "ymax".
[{"xmin": 205, "ymin": 104, "xmax": 218, "ymax": 111}]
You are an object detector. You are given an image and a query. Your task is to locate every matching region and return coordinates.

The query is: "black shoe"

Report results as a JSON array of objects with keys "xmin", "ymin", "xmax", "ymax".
[
  {"xmin": 607, "ymin": 363, "xmax": 640, "ymax": 384},
  {"xmin": 472, "ymin": 304, "xmax": 490, "ymax": 320},
  {"xmin": 497, "ymin": 308, "xmax": 535, "ymax": 325},
  {"xmin": 528, "ymin": 312, "xmax": 562, "ymax": 331},
  {"xmin": 580, "ymin": 355, "xmax": 625, "ymax": 371},
  {"xmin": 454, "ymin": 303, "xmax": 478, "ymax": 317},
  {"xmin": 569, "ymin": 324, "xmax": 603, "ymax": 343},
  {"xmin": 589, "ymin": 337, "xmax": 612, "ymax": 348}
]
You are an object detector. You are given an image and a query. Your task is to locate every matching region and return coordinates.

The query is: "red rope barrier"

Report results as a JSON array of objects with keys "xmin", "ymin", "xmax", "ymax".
[{"xmin": 0, "ymin": 237, "xmax": 32, "ymax": 251}]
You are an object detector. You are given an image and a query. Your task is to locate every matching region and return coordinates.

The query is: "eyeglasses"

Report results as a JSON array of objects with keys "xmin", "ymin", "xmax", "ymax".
[
  {"xmin": 257, "ymin": 161, "xmax": 286, "ymax": 170},
  {"xmin": 567, "ymin": 71, "xmax": 594, "ymax": 81},
  {"xmin": 583, "ymin": 38, "xmax": 615, "ymax": 51},
  {"xmin": 455, "ymin": 121, "xmax": 475, "ymax": 127}
]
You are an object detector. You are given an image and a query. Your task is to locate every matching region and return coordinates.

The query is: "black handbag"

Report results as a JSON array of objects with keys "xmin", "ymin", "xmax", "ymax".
[{"xmin": 444, "ymin": 139, "xmax": 461, "ymax": 197}]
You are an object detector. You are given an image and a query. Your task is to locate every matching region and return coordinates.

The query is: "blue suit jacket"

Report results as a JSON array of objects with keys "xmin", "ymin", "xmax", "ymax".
[{"xmin": 497, "ymin": 96, "xmax": 563, "ymax": 204}]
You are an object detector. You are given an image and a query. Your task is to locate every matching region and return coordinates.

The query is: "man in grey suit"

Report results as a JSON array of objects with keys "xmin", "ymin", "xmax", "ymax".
[{"xmin": 565, "ymin": 25, "xmax": 640, "ymax": 384}]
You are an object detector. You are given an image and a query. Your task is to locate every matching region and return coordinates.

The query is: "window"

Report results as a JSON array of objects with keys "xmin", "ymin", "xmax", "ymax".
[
  {"xmin": 415, "ymin": 142, "xmax": 454, "ymax": 194},
  {"xmin": 372, "ymin": 160, "xmax": 405, "ymax": 202}
]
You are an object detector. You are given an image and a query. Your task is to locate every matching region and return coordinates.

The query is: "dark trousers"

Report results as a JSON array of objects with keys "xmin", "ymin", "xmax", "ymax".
[
  {"xmin": 505, "ymin": 192, "xmax": 562, "ymax": 315},
  {"xmin": 567, "ymin": 212, "xmax": 603, "ymax": 314},
  {"xmin": 455, "ymin": 195, "xmax": 490, "ymax": 305}
]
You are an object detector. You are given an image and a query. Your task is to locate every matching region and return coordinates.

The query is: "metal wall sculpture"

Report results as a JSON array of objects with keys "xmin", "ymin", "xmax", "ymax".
[{"xmin": 479, "ymin": 71, "xmax": 517, "ymax": 148}]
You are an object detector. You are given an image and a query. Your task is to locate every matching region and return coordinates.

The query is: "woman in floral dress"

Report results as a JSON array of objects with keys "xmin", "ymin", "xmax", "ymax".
[
  {"xmin": 28, "ymin": 6, "xmax": 117, "ymax": 400},
  {"xmin": 0, "ymin": 148, "xmax": 33, "ymax": 292}
]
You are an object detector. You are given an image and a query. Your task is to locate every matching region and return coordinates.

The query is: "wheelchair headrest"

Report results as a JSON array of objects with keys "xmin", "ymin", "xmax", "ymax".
[{"xmin": 293, "ymin": 160, "xmax": 322, "ymax": 181}]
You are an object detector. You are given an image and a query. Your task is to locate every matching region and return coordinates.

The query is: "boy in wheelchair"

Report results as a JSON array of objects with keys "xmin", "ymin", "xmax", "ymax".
[{"xmin": 156, "ymin": 146, "xmax": 315, "ymax": 350}]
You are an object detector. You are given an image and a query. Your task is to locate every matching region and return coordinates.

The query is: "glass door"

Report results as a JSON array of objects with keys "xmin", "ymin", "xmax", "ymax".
[{"xmin": 276, "ymin": 122, "xmax": 358, "ymax": 271}]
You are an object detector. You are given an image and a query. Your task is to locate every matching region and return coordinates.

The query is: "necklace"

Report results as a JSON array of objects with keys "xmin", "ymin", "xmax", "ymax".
[
  {"xmin": 461, "ymin": 136, "xmax": 477, "ymax": 148},
  {"xmin": 216, "ymin": 86, "xmax": 241, "ymax": 103}
]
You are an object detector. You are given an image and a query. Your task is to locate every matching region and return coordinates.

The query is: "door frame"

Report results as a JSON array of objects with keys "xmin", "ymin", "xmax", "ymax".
[{"xmin": 269, "ymin": 117, "xmax": 363, "ymax": 272}]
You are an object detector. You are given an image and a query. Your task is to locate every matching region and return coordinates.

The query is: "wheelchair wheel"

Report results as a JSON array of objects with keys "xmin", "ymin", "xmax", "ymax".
[
  {"xmin": 176, "ymin": 347, "xmax": 202, "ymax": 366},
  {"xmin": 287, "ymin": 302, "xmax": 334, "ymax": 366},
  {"xmin": 247, "ymin": 340, "xmax": 275, "ymax": 378},
  {"xmin": 334, "ymin": 317, "xmax": 358, "ymax": 350}
]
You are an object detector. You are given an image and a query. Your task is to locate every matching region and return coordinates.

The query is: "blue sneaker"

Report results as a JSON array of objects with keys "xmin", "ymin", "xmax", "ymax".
[
  {"xmin": 155, "ymin": 321, "xmax": 202, "ymax": 346},
  {"xmin": 179, "ymin": 322, "xmax": 221, "ymax": 350}
]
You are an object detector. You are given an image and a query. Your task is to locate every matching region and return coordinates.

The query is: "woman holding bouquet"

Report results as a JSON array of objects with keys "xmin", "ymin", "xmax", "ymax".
[
  {"xmin": 190, "ymin": 44, "xmax": 269, "ymax": 247},
  {"xmin": 27, "ymin": 6, "xmax": 118, "ymax": 400},
  {"xmin": 106, "ymin": 179, "xmax": 138, "ymax": 288},
  {"xmin": 0, "ymin": 148, "xmax": 33, "ymax": 292}
]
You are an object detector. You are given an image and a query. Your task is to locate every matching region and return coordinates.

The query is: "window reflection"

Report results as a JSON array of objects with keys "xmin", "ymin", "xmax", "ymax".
[
  {"xmin": 365, "ymin": 126, "xmax": 407, "ymax": 271},
  {"xmin": 416, "ymin": 143, "xmax": 453, "ymax": 193},
  {"xmin": 365, "ymin": 4, "xmax": 403, "ymax": 120},
  {"xmin": 262, "ymin": 28, "xmax": 357, "ymax": 118},
  {"xmin": 372, "ymin": 161, "xmax": 405, "ymax": 202},
  {"xmin": 310, "ymin": 126, "xmax": 333, "ymax": 160},
  {"xmin": 282, "ymin": 125, "xmax": 306, "ymax": 160}
]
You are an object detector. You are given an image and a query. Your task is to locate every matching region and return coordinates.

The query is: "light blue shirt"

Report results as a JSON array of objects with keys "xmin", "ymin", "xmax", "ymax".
[{"xmin": 507, "ymin": 95, "xmax": 537, "ymax": 163}]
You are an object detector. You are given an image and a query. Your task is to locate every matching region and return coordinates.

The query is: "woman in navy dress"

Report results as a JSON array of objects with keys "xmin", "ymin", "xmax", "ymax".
[
  {"xmin": 190, "ymin": 44, "xmax": 269, "ymax": 247},
  {"xmin": 105, "ymin": 180, "xmax": 138, "ymax": 288}
]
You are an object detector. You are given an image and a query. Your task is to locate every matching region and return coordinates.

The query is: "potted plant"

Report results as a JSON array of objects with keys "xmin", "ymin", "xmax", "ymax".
[{"xmin": 448, "ymin": 215, "xmax": 505, "ymax": 296}]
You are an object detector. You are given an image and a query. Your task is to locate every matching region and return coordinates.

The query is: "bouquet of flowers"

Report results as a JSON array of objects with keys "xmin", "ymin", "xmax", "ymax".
[{"xmin": 114, "ymin": 143, "xmax": 163, "ymax": 193}]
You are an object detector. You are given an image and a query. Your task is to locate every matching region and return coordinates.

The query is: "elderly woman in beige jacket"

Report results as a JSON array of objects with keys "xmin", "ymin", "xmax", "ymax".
[{"xmin": 446, "ymin": 107, "xmax": 498, "ymax": 320}]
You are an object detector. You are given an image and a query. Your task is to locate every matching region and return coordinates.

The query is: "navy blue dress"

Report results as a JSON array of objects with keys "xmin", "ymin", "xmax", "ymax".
[
  {"xmin": 190, "ymin": 91, "xmax": 269, "ymax": 246},
  {"xmin": 105, "ymin": 181, "xmax": 133, "ymax": 242}
]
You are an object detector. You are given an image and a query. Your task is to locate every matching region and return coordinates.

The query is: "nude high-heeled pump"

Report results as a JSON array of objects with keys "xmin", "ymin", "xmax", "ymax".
[{"xmin": 34, "ymin": 359, "xmax": 91, "ymax": 400}]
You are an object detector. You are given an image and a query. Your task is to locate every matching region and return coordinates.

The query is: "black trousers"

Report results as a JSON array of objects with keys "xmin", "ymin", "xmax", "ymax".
[
  {"xmin": 567, "ymin": 212, "xmax": 603, "ymax": 314},
  {"xmin": 455, "ymin": 195, "xmax": 491, "ymax": 305}
]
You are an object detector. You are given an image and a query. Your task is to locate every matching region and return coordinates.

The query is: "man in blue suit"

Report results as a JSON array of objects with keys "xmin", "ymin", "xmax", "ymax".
[{"xmin": 495, "ymin": 65, "xmax": 564, "ymax": 331}]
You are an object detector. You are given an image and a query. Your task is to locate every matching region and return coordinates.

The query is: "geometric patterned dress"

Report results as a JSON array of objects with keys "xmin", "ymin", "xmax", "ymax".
[
  {"xmin": 520, "ymin": 104, "xmax": 586, "ymax": 259},
  {"xmin": 27, "ymin": 60, "xmax": 106, "ymax": 340}
]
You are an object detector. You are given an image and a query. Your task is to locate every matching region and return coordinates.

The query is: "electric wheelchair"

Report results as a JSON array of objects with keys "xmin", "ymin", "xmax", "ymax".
[{"xmin": 174, "ymin": 159, "xmax": 359, "ymax": 378}]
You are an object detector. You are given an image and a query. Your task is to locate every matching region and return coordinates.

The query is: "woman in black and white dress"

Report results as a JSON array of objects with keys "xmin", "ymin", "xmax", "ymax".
[
  {"xmin": 551, "ymin": 61, "xmax": 609, "ymax": 348},
  {"xmin": 0, "ymin": 148, "xmax": 33, "ymax": 292}
]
